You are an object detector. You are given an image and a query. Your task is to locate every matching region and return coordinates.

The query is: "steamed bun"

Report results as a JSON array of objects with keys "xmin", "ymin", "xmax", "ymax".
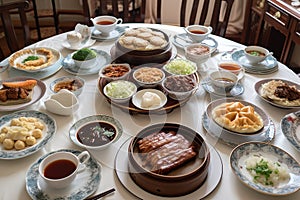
[{"xmin": 141, "ymin": 92, "xmax": 161, "ymax": 108}]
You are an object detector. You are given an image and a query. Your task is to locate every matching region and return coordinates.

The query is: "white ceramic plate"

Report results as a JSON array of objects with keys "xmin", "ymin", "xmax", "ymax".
[
  {"xmin": 114, "ymin": 138, "xmax": 223, "ymax": 199},
  {"xmin": 0, "ymin": 77, "xmax": 46, "ymax": 112},
  {"xmin": 0, "ymin": 110, "xmax": 56, "ymax": 159},
  {"xmin": 69, "ymin": 114, "xmax": 123, "ymax": 149},
  {"xmin": 171, "ymin": 33, "xmax": 218, "ymax": 53},
  {"xmin": 62, "ymin": 49, "xmax": 111, "ymax": 75},
  {"xmin": 202, "ymin": 112, "xmax": 275, "ymax": 147},
  {"xmin": 132, "ymin": 89, "xmax": 167, "ymax": 110},
  {"xmin": 62, "ymin": 39, "xmax": 96, "ymax": 50},
  {"xmin": 205, "ymin": 98, "xmax": 271, "ymax": 136},
  {"xmin": 9, "ymin": 47, "xmax": 62, "ymax": 73},
  {"xmin": 26, "ymin": 149, "xmax": 101, "ymax": 200},
  {"xmin": 230, "ymin": 142, "xmax": 300, "ymax": 195},
  {"xmin": 254, "ymin": 79, "xmax": 300, "ymax": 109},
  {"xmin": 281, "ymin": 111, "xmax": 300, "ymax": 152}
]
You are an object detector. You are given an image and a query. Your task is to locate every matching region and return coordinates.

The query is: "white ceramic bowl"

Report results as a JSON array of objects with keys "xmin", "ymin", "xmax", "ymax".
[
  {"xmin": 185, "ymin": 43, "xmax": 212, "ymax": 66},
  {"xmin": 244, "ymin": 46, "xmax": 271, "ymax": 64},
  {"xmin": 50, "ymin": 76, "xmax": 85, "ymax": 96},
  {"xmin": 163, "ymin": 59, "xmax": 197, "ymax": 76},
  {"xmin": 133, "ymin": 67, "xmax": 165, "ymax": 88},
  {"xmin": 72, "ymin": 49, "xmax": 97, "ymax": 69},
  {"xmin": 103, "ymin": 80, "xmax": 137, "ymax": 103},
  {"xmin": 99, "ymin": 63, "xmax": 131, "ymax": 82},
  {"xmin": 162, "ymin": 75, "xmax": 198, "ymax": 101},
  {"xmin": 209, "ymin": 71, "xmax": 238, "ymax": 92},
  {"xmin": 69, "ymin": 115, "xmax": 123, "ymax": 151},
  {"xmin": 185, "ymin": 25, "xmax": 212, "ymax": 42}
]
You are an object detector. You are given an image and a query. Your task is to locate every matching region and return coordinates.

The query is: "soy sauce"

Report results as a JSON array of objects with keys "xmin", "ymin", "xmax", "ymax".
[{"xmin": 44, "ymin": 159, "xmax": 76, "ymax": 179}]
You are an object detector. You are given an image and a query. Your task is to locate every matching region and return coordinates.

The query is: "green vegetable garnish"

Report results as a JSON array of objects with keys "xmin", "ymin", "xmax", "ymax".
[
  {"xmin": 249, "ymin": 51, "xmax": 260, "ymax": 56},
  {"xmin": 72, "ymin": 48, "xmax": 97, "ymax": 61},
  {"xmin": 247, "ymin": 159, "xmax": 273, "ymax": 185},
  {"xmin": 22, "ymin": 56, "xmax": 39, "ymax": 63}
]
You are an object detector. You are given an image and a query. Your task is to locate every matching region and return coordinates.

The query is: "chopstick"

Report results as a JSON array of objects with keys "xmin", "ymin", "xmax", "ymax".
[{"xmin": 84, "ymin": 188, "xmax": 116, "ymax": 200}]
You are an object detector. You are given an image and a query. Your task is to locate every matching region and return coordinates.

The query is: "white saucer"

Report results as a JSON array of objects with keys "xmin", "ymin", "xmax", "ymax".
[
  {"xmin": 91, "ymin": 26, "xmax": 128, "ymax": 41},
  {"xmin": 62, "ymin": 49, "xmax": 111, "ymax": 75},
  {"xmin": 201, "ymin": 78, "xmax": 244, "ymax": 97},
  {"xmin": 114, "ymin": 138, "xmax": 223, "ymax": 199},
  {"xmin": 62, "ymin": 39, "xmax": 96, "ymax": 50},
  {"xmin": 26, "ymin": 149, "xmax": 101, "ymax": 200}
]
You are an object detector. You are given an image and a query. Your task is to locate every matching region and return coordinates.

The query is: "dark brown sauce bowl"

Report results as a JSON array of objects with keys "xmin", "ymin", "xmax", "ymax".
[
  {"xmin": 75, "ymin": 121, "xmax": 117, "ymax": 150},
  {"xmin": 128, "ymin": 123, "xmax": 210, "ymax": 197}
]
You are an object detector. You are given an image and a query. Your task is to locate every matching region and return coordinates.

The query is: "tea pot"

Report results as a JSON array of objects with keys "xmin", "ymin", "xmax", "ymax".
[{"xmin": 44, "ymin": 89, "xmax": 79, "ymax": 116}]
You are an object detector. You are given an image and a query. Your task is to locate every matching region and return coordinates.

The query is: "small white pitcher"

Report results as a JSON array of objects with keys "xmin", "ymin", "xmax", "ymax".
[{"xmin": 44, "ymin": 89, "xmax": 79, "ymax": 116}]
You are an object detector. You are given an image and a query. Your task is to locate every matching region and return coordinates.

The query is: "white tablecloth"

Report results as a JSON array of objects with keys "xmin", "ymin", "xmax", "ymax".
[{"xmin": 0, "ymin": 24, "xmax": 300, "ymax": 200}]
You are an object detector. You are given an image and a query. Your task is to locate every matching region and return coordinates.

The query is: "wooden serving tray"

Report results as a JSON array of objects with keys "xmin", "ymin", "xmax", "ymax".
[{"xmin": 97, "ymin": 69, "xmax": 200, "ymax": 115}]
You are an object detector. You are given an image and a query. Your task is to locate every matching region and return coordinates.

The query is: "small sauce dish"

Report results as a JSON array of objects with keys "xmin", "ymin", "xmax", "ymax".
[{"xmin": 44, "ymin": 89, "xmax": 79, "ymax": 116}]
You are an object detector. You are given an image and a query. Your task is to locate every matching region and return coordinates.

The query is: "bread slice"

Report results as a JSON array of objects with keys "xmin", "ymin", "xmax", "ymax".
[{"xmin": 2, "ymin": 80, "xmax": 37, "ymax": 90}]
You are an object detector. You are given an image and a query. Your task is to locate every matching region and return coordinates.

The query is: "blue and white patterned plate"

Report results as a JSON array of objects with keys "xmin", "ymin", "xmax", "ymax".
[
  {"xmin": 69, "ymin": 114, "xmax": 123, "ymax": 149},
  {"xmin": 26, "ymin": 149, "xmax": 101, "ymax": 200},
  {"xmin": 231, "ymin": 50, "xmax": 278, "ymax": 74},
  {"xmin": 171, "ymin": 33, "xmax": 218, "ymax": 53},
  {"xmin": 230, "ymin": 142, "xmax": 300, "ymax": 195},
  {"xmin": 281, "ymin": 112, "xmax": 300, "ymax": 152},
  {"xmin": 0, "ymin": 110, "xmax": 56, "ymax": 159},
  {"xmin": 62, "ymin": 49, "xmax": 111, "ymax": 75}
]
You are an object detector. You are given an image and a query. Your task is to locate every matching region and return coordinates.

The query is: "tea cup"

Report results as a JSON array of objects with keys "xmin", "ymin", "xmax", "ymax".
[
  {"xmin": 39, "ymin": 151, "xmax": 90, "ymax": 189},
  {"xmin": 185, "ymin": 25, "xmax": 213, "ymax": 42},
  {"xmin": 218, "ymin": 61, "xmax": 245, "ymax": 80},
  {"xmin": 90, "ymin": 15, "xmax": 122, "ymax": 36},
  {"xmin": 209, "ymin": 71, "xmax": 238, "ymax": 92},
  {"xmin": 244, "ymin": 46, "xmax": 272, "ymax": 64}
]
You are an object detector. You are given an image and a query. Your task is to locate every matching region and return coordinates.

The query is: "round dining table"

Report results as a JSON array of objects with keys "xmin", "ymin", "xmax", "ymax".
[{"xmin": 0, "ymin": 23, "xmax": 300, "ymax": 200}]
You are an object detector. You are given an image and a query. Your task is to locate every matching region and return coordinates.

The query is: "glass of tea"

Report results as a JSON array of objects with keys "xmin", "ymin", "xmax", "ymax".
[
  {"xmin": 185, "ymin": 25, "xmax": 213, "ymax": 42},
  {"xmin": 90, "ymin": 15, "xmax": 123, "ymax": 36},
  {"xmin": 38, "ymin": 151, "xmax": 90, "ymax": 189}
]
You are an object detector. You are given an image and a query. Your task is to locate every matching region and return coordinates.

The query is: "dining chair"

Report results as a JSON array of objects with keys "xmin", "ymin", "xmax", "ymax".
[
  {"xmin": 156, "ymin": 0, "xmax": 235, "ymax": 37},
  {"xmin": 97, "ymin": 0, "xmax": 146, "ymax": 23},
  {"xmin": 0, "ymin": 1, "xmax": 31, "ymax": 56}
]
